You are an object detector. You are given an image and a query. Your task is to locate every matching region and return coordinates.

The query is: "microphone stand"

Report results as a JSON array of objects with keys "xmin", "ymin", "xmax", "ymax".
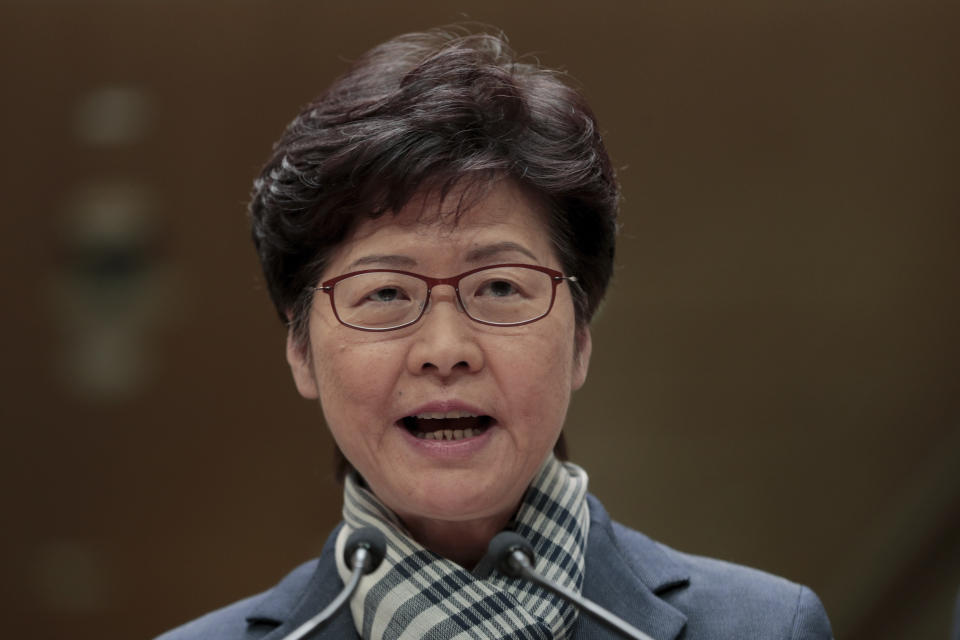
[
  {"xmin": 493, "ymin": 532, "xmax": 656, "ymax": 640},
  {"xmin": 278, "ymin": 527, "xmax": 385, "ymax": 640}
]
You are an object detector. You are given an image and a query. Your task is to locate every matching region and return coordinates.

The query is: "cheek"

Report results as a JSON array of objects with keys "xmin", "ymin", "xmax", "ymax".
[
  {"xmin": 313, "ymin": 339, "xmax": 404, "ymax": 431},
  {"xmin": 499, "ymin": 333, "xmax": 576, "ymax": 429}
]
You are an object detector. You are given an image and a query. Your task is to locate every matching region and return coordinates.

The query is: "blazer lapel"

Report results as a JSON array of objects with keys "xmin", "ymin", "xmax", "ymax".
[
  {"xmin": 249, "ymin": 524, "xmax": 359, "ymax": 639},
  {"xmin": 579, "ymin": 495, "xmax": 688, "ymax": 640},
  {"xmin": 247, "ymin": 498, "xmax": 687, "ymax": 640}
]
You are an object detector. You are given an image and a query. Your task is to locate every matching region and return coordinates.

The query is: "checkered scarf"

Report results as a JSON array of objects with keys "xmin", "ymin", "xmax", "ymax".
[{"xmin": 335, "ymin": 455, "xmax": 590, "ymax": 639}]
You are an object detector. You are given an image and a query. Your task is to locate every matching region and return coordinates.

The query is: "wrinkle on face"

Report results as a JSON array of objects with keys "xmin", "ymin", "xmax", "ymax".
[{"xmin": 286, "ymin": 180, "xmax": 591, "ymax": 561}]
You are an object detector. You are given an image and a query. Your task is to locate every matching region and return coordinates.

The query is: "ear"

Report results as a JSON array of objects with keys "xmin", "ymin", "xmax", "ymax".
[
  {"xmin": 571, "ymin": 326, "xmax": 592, "ymax": 391},
  {"xmin": 286, "ymin": 329, "xmax": 319, "ymax": 399}
]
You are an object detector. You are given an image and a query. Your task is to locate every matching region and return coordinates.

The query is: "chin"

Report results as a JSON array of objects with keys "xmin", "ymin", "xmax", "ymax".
[{"xmin": 392, "ymin": 479, "xmax": 517, "ymax": 525}]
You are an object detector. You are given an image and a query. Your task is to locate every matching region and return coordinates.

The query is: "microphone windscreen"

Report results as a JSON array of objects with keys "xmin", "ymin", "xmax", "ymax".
[
  {"xmin": 486, "ymin": 531, "xmax": 535, "ymax": 577},
  {"xmin": 344, "ymin": 526, "xmax": 387, "ymax": 573}
]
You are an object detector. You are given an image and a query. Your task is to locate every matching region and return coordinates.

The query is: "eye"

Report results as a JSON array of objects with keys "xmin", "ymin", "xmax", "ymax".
[
  {"xmin": 475, "ymin": 278, "xmax": 521, "ymax": 298},
  {"xmin": 364, "ymin": 286, "xmax": 410, "ymax": 303}
]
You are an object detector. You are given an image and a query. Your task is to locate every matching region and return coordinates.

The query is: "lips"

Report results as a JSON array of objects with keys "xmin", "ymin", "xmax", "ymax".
[{"xmin": 399, "ymin": 409, "xmax": 494, "ymax": 441}]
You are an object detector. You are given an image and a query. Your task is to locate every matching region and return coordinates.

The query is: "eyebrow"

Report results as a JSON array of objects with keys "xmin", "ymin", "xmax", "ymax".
[
  {"xmin": 464, "ymin": 241, "xmax": 539, "ymax": 264},
  {"xmin": 346, "ymin": 241, "xmax": 540, "ymax": 271},
  {"xmin": 347, "ymin": 254, "xmax": 418, "ymax": 270}
]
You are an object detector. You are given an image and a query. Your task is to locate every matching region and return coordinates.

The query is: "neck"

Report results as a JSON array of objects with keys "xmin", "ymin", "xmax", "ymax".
[{"xmin": 401, "ymin": 511, "xmax": 514, "ymax": 568}]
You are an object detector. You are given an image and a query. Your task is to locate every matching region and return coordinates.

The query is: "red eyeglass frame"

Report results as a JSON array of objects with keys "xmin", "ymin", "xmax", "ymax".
[{"xmin": 314, "ymin": 263, "xmax": 577, "ymax": 332}]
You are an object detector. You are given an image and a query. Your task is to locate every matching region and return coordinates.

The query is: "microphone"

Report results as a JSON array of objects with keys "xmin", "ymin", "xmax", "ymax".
[
  {"xmin": 278, "ymin": 526, "xmax": 387, "ymax": 640},
  {"xmin": 487, "ymin": 532, "xmax": 657, "ymax": 640}
]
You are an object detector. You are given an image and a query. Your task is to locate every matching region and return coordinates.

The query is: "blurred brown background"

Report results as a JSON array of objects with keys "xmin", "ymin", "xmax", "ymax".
[{"xmin": 1, "ymin": 1, "xmax": 958, "ymax": 638}]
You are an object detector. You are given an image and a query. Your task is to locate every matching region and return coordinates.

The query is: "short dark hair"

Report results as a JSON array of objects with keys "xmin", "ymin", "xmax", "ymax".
[{"xmin": 248, "ymin": 27, "xmax": 619, "ymax": 479}]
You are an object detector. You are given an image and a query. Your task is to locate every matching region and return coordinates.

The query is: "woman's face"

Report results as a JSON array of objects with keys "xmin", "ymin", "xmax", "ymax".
[{"xmin": 287, "ymin": 181, "xmax": 591, "ymax": 531}]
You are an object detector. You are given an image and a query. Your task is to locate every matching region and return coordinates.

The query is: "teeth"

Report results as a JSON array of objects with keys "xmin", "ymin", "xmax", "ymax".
[
  {"xmin": 413, "ymin": 427, "xmax": 480, "ymax": 441},
  {"xmin": 414, "ymin": 411, "xmax": 478, "ymax": 419}
]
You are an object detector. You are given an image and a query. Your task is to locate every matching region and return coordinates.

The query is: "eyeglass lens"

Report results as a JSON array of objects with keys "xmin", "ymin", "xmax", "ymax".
[{"xmin": 332, "ymin": 266, "xmax": 555, "ymax": 329}]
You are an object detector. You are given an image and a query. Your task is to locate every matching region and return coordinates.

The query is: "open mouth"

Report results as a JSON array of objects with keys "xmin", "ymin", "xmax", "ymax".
[{"xmin": 400, "ymin": 411, "xmax": 493, "ymax": 441}]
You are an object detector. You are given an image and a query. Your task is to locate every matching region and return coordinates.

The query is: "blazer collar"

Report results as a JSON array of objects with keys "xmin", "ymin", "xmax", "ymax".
[
  {"xmin": 248, "ymin": 523, "xmax": 356, "ymax": 639},
  {"xmin": 248, "ymin": 495, "xmax": 689, "ymax": 639},
  {"xmin": 579, "ymin": 494, "xmax": 688, "ymax": 639}
]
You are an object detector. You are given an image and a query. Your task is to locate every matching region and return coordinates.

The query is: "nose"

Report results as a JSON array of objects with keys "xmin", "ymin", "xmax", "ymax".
[{"xmin": 405, "ymin": 285, "xmax": 484, "ymax": 378}]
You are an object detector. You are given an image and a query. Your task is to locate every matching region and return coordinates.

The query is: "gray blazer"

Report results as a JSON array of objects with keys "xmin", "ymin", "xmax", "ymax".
[
  {"xmin": 953, "ymin": 588, "xmax": 960, "ymax": 640},
  {"xmin": 158, "ymin": 495, "xmax": 833, "ymax": 639}
]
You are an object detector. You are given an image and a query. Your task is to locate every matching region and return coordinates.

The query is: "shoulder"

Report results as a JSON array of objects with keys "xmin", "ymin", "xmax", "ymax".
[
  {"xmin": 154, "ymin": 592, "xmax": 269, "ymax": 640},
  {"xmin": 586, "ymin": 495, "xmax": 833, "ymax": 640},
  {"xmin": 154, "ymin": 559, "xmax": 320, "ymax": 640},
  {"xmin": 953, "ymin": 587, "xmax": 960, "ymax": 640},
  {"xmin": 620, "ymin": 522, "xmax": 831, "ymax": 639}
]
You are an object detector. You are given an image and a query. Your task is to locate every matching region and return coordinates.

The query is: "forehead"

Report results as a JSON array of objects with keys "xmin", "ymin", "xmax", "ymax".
[{"xmin": 328, "ymin": 181, "xmax": 556, "ymax": 272}]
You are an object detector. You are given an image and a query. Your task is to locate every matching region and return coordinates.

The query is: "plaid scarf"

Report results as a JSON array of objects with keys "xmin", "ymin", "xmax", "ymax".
[{"xmin": 335, "ymin": 455, "xmax": 590, "ymax": 639}]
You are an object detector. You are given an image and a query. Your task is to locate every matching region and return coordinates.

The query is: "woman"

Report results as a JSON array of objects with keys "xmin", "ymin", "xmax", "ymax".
[{"xmin": 161, "ymin": 28, "xmax": 833, "ymax": 640}]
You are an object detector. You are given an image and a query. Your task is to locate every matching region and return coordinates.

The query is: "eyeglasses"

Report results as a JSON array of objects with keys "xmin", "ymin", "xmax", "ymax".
[{"xmin": 315, "ymin": 263, "xmax": 576, "ymax": 332}]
